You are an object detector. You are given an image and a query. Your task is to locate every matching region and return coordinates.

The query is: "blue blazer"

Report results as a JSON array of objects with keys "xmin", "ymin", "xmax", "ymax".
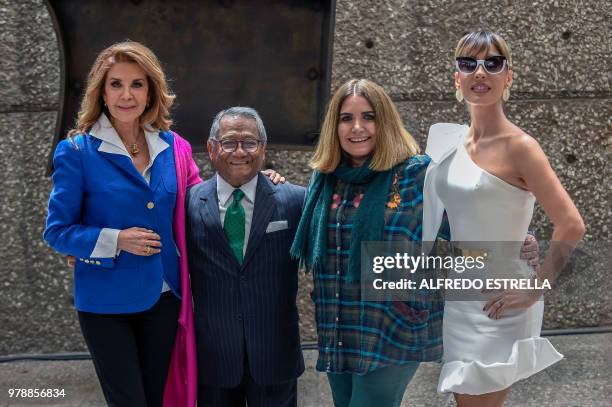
[
  {"xmin": 44, "ymin": 131, "xmax": 180, "ymax": 314},
  {"xmin": 186, "ymin": 174, "xmax": 306, "ymax": 387}
]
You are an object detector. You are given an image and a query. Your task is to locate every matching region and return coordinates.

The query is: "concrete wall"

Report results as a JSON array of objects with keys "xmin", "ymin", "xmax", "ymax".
[{"xmin": 0, "ymin": 0, "xmax": 609, "ymax": 354}]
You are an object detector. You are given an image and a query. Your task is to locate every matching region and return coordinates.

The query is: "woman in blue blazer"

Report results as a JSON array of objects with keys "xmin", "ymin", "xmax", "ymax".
[{"xmin": 44, "ymin": 41, "xmax": 200, "ymax": 407}]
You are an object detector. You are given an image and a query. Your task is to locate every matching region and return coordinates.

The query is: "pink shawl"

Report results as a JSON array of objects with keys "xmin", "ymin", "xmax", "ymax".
[{"xmin": 163, "ymin": 132, "xmax": 202, "ymax": 407}]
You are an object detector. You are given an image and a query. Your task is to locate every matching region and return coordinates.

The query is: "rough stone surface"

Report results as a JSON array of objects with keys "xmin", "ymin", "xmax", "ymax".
[
  {"xmin": 0, "ymin": 0, "xmax": 609, "ymax": 354},
  {"xmin": 0, "ymin": 112, "xmax": 86, "ymax": 355},
  {"xmin": 331, "ymin": 0, "xmax": 611, "ymax": 99},
  {"xmin": 0, "ymin": 0, "xmax": 60, "ymax": 112}
]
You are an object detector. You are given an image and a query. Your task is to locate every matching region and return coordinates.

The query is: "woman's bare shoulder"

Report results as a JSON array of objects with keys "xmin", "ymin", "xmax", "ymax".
[
  {"xmin": 506, "ymin": 127, "xmax": 544, "ymax": 157},
  {"xmin": 503, "ymin": 127, "xmax": 550, "ymax": 172}
]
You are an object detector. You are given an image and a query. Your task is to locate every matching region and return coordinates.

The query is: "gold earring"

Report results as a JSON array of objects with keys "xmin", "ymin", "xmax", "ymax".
[
  {"xmin": 502, "ymin": 87, "xmax": 510, "ymax": 102},
  {"xmin": 455, "ymin": 88, "xmax": 463, "ymax": 102}
]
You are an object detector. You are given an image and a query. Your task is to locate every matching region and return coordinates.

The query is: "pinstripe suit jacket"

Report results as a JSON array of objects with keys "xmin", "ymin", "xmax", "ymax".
[{"xmin": 186, "ymin": 173, "xmax": 306, "ymax": 387}]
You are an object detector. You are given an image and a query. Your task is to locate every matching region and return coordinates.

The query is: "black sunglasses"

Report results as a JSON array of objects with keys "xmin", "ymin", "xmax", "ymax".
[{"xmin": 455, "ymin": 56, "xmax": 508, "ymax": 74}]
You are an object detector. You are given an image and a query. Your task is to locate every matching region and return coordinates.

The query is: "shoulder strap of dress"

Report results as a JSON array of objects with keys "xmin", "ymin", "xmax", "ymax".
[{"xmin": 425, "ymin": 123, "xmax": 469, "ymax": 163}]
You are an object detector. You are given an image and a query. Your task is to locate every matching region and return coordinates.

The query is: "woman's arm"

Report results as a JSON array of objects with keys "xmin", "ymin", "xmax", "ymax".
[
  {"xmin": 485, "ymin": 134, "xmax": 585, "ymax": 318},
  {"xmin": 45, "ymin": 139, "xmax": 163, "ymax": 260},
  {"xmin": 514, "ymin": 134, "xmax": 585, "ymax": 284},
  {"xmin": 43, "ymin": 139, "xmax": 105, "ymax": 258},
  {"xmin": 516, "ymin": 134, "xmax": 585, "ymax": 245}
]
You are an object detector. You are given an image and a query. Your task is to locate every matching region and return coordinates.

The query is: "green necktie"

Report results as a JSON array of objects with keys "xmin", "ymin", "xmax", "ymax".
[{"xmin": 223, "ymin": 189, "xmax": 245, "ymax": 264}]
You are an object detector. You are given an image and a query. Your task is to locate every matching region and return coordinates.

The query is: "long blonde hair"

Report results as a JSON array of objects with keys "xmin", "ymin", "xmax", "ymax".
[
  {"xmin": 310, "ymin": 79, "xmax": 419, "ymax": 173},
  {"xmin": 69, "ymin": 40, "xmax": 175, "ymax": 136}
]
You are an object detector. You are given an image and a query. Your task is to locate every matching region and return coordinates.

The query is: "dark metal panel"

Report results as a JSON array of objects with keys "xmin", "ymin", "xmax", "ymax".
[{"xmin": 46, "ymin": 0, "xmax": 335, "ymax": 173}]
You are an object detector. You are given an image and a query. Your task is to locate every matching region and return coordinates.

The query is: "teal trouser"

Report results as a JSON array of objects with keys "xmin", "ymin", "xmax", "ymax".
[{"xmin": 327, "ymin": 362, "xmax": 420, "ymax": 407}]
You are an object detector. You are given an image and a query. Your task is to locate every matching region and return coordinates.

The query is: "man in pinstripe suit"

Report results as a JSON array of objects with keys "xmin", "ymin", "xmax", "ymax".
[{"xmin": 186, "ymin": 107, "xmax": 305, "ymax": 406}]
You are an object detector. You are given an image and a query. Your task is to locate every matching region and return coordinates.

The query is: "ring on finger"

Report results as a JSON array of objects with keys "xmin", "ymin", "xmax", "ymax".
[{"xmin": 145, "ymin": 245, "xmax": 151, "ymax": 255}]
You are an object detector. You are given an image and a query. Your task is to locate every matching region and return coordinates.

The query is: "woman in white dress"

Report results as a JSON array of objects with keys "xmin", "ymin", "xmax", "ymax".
[{"xmin": 423, "ymin": 31, "xmax": 585, "ymax": 406}]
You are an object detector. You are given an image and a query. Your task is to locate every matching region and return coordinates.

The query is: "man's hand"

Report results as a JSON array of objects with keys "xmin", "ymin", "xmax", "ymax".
[
  {"xmin": 520, "ymin": 233, "xmax": 539, "ymax": 269},
  {"xmin": 262, "ymin": 169, "xmax": 286, "ymax": 185},
  {"xmin": 118, "ymin": 227, "xmax": 162, "ymax": 256}
]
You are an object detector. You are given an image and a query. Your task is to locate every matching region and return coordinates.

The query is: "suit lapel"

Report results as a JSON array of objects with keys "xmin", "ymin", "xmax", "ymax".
[
  {"xmin": 96, "ymin": 142, "xmax": 149, "ymax": 188},
  {"xmin": 149, "ymin": 130, "xmax": 173, "ymax": 192},
  {"xmin": 242, "ymin": 174, "xmax": 276, "ymax": 268},
  {"xmin": 197, "ymin": 177, "xmax": 241, "ymax": 270},
  {"xmin": 148, "ymin": 145, "xmax": 168, "ymax": 192}
]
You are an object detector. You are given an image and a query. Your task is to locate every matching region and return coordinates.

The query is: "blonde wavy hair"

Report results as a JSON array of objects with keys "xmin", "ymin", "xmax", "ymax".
[
  {"xmin": 69, "ymin": 40, "xmax": 175, "ymax": 136},
  {"xmin": 310, "ymin": 79, "xmax": 419, "ymax": 173}
]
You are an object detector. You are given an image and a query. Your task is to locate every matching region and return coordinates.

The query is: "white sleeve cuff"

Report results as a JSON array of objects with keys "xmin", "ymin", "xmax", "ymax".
[{"xmin": 90, "ymin": 228, "xmax": 121, "ymax": 258}]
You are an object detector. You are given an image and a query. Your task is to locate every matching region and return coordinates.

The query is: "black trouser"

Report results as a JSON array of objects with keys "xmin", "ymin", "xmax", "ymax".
[
  {"xmin": 199, "ymin": 347, "xmax": 297, "ymax": 407},
  {"xmin": 78, "ymin": 291, "xmax": 180, "ymax": 407}
]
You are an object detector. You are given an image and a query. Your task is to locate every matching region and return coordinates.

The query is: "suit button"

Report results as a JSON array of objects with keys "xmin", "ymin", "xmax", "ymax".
[
  {"xmin": 147, "ymin": 201, "xmax": 155, "ymax": 209},
  {"xmin": 240, "ymin": 276, "xmax": 246, "ymax": 283},
  {"xmin": 95, "ymin": 261, "xmax": 101, "ymax": 266},
  {"xmin": 237, "ymin": 314, "xmax": 243, "ymax": 320}
]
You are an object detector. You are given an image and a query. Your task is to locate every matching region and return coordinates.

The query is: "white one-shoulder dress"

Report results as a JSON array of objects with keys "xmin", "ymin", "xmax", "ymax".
[{"xmin": 422, "ymin": 123, "xmax": 563, "ymax": 395}]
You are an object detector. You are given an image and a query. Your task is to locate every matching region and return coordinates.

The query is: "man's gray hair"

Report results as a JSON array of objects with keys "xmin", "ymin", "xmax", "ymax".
[{"xmin": 208, "ymin": 106, "xmax": 267, "ymax": 143}]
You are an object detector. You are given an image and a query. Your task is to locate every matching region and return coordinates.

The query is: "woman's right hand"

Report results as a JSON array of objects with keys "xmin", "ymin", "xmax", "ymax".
[{"xmin": 117, "ymin": 227, "xmax": 162, "ymax": 256}]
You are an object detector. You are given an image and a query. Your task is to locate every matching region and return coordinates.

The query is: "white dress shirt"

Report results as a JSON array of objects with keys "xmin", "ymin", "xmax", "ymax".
[{"xmin": 216, "ymin": 173, "xmax": 258, "ymax": 255}]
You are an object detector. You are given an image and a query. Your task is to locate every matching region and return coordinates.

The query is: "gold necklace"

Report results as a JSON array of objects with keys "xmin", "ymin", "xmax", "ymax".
[
  {"xmin": 124, "ymin": 131, "xmax": 144, "ymax": 156},
  {"xmin": 130, "ymin": 143, "xmax": 140, "ymax": 156}
]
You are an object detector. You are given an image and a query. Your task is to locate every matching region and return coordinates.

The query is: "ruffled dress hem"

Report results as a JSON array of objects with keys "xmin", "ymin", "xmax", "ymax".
[{"xmin": 437, "ymin": 337, "xmax": 563, "ymax": 395}]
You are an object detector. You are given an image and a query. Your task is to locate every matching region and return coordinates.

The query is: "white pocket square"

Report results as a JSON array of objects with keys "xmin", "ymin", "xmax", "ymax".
[{"xmin": 266, "ymin": 220, "xmax": 288, "ymax": 233}]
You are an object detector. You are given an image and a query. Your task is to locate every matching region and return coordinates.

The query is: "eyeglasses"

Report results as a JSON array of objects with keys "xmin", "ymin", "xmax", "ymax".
[
  {"xmin": 213, "ymin": 138, "xmax": 262, "ymax": 153},
  {"xmin": 455, "ymin": 56, "xmax": 508, "ymax": 74}
]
